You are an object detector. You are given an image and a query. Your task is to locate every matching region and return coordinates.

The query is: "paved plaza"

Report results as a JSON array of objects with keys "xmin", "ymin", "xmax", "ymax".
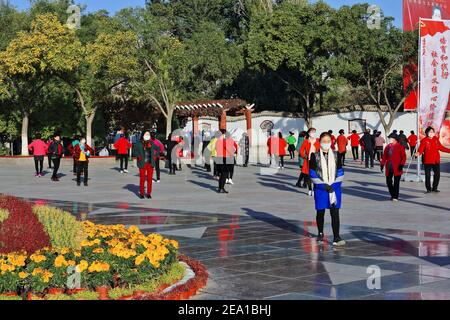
[{"xmin": 0, "ymin": 157, "xmax": 449, "ymax": 300}]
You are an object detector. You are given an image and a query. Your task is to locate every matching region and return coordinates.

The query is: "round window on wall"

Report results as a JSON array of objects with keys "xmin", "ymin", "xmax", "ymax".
[{"xmin": 260, "ymin": 120, "xmax": 274, "ymax": 133}]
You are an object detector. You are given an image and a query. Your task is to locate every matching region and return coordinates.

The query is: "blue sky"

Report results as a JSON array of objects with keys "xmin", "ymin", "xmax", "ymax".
[{"xmin": 10, "ymin": 0, "xmax": 403, "ymax": 26}]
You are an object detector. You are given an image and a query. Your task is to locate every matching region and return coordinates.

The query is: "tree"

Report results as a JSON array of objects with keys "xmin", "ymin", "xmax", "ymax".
[
  {"xmin": 246, "ymin": 1, "xmax": 337, "ymax": 126},
  {"xmin": 0, "ymin": 13, "xmax": 81, "ymax": 155},
  {"xmin": 334, "ymin": 4, "xmax": 418, "ymax": 135},
  {"xmin": 60, "ymin": 30, "xmax": 139, "ymax": 146}
]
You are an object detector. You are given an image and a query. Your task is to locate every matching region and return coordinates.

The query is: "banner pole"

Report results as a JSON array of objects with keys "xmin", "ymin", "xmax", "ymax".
[{"xmin": 416, "ymin": 19, "xmax": 422, "ymax": 182}]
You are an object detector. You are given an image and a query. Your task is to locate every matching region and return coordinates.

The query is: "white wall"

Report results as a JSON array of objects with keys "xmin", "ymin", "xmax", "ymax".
[{"xmin": 182, "ymin": 111, "xmax": 417, "ymax": 164}]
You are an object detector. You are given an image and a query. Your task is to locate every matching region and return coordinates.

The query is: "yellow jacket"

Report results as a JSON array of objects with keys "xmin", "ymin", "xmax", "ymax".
[{"xmin": 208, "ymin": 137, "xmax": 218, "ymax": 157}]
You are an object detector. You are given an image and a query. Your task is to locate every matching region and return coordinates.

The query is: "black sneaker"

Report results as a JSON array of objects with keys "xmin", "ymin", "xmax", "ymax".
[
  {"xmin": 432, "ymin": 189, "xmax": 440, "ymax": 193},
  {"xmin": 138, "ymin": 194, "xmax": 145, "ymax": 199},
  {"xmin": 425, "ymin": 190, "xmax": 432, "ymax": 194},
  {"xmin": 333, "ymin": 237, "xmax": 346, "ymax": 246},
  {"xmin": 317, "ymin": 233, "xmax": 324, "ymax": 243},
  {"xmin": 218, "ymin": 188, "xmax": 229, "ymax": 194},
  {"xmin": 77, "ymin": 182, "xmax": 81, "ymax": 186},
  {"xmin": 146, "ymin": 194, "xmax": 152, "ymax": 199}
]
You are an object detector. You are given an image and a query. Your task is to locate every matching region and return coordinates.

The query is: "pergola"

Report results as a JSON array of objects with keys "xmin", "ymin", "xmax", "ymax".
[{"xmin": 174, "ymin": 99, "xmax": 255, "ymax": 144}]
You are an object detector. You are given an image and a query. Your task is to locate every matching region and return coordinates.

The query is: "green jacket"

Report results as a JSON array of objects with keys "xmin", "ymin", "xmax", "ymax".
[
  {"xmin": 286, "ymin": 135, "xmax": 297, "ymax": 145},
  {"xmin": 133, "ymin": 141, "xmax": 160, "ymax": 169}
]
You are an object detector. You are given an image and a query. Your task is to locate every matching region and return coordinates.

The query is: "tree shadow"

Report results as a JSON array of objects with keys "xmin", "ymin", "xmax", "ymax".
[
  {"xmin": 242, "ymin": 207, "xmax": 313, "ymax": 237},
  {"xmin": 351, "ymin": 231, "xmax": 450, "ymax": 266}
]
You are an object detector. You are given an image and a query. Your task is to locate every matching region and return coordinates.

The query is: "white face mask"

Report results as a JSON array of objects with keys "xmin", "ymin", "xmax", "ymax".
[
  {"xmin": 309, "ymin": 132, "xmax": 316, "ymax": 139},
  {"xmin": 320, "ymin": 143, "xmax": 331, "ymax": 151},
  {"xmin": 80, "ymin": 140, "xmax": 86, "ymax": 145},
  {"xmin": 428, "ymin": 132, "xmax": 435, "ymax": 138},
  {"xmin": 143, "ymin": 135, "xmax": 150, "ymax": 141}
]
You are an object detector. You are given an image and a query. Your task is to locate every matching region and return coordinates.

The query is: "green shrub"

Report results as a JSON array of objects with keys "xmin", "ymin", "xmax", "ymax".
[
  {"xmin": 159, "ymin": 262, "xmax": 185, "ymax": 285},
  {"xmin": 72, "ymin": 291, "xmax": 99, "ymax": 300},
  {"xmin": 108, "ymin": 287, "xmax": 133, "ymax": 300},
  {"xmin": 0, "ymin": 295, "xmax": 22, "ymax": 300},
  {"xmin": 0, "ymin": 209, "xmax": 9, "ymax": 224},
  {"xmin": 45, "ymin": 294, "xmax": 74, "ymax": 300},
  {"xmin": 32, "ymin": 206, "xmax": 87, "ymax": 250}
]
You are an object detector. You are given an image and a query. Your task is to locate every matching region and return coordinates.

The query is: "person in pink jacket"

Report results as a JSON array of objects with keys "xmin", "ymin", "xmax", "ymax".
[{"xmin": 28, "ymin": 133, "xmax": 48, "ymax": 177}]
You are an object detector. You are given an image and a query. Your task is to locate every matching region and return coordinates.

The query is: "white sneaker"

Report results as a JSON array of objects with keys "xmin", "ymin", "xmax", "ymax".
[
  {"xmin": 308, "ymin": 190, "xmax": 313, "ymax": 196},
  {"xmin": 156, "ymin": 180, "xmax": 160, "ymax": 183},
  {"xmin": 229, "ymin": 179, "xmax": 234, "ymax": 185},
  {"xmin": 124, "ymin": 169, "xmax": 129, "ymax": 173},
  {"xmin": 120, "ymin": 170, "xmax": 124, "ymax": 174},
  {"xmin": 226, "ymin": 179, "xmax": 230, "ymax": 184}
]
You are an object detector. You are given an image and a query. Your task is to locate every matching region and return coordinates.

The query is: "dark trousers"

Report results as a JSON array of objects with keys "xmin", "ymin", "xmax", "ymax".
[
  {"xmin": 279, "ymin": 156, "xmax": 284, "ymax": 168},
  {"xmin": 154, "ymin": 158, "xmax": 161, "ymax": 181},
  {"xmin": 52, "ymin": 158, "xmax": 61, "ymax": 179},
  {"xmin": 168, "ymin": 157, "xmax": 177, "ymax": 174},
  {"xmin": 118, "ymin": 154, "xmax": 128, "ymax": 170},
  {"xmin": 304, "ymin": 174, "xmax": 312, "ymax": 191},
  {"xmin": 410, "ymin": 146, "xmax": 416, "ymax": 158},
  {"xmin": 375, "ymin": 148, "xmax": 383, "ymax": 161},
  {"xmin": 218, "ymin": 164, "xmax": 229, "ymax": 189},
  {"xmin": 77, "ymin": 161, "xmax": 88, "ymax": 184},
  {"xmin": 338, "ymin": 152, "xmax": 346, "ymax": 166},
  {"xmin": 213, "ymin": 158, "xmax": 218, "ymax": 177},
  {"xmin": 73, "ymin": 158, "xmax": 77, "ymax": 173},
  {"xmin": 47, "ymin": 155, "xmax": 53, "ymax": 168},
  {"xmin": 351, "ymin": 146, "xmax": 359, "ymax": 160},
  {"xmin": 243, "ymin": 153, "xmax": 249, "ymax": 167},
  {"xmin": 386, "ymin": 173, "xmax": 401, "ymax": 200},
  {"xmin": 424, "ymin": 164, "xmax": 440, "ymax": 191},
  {"xmin": 364, "ymin": 150, "xmax": 374, "ymax": 168},
  {"xmin": 316, "ymin": 206, "xmax": 340, "ymax": 238},
  {"xmin": 289, "ymin": 149, "xmax": 295, "ymax": 159},
  {"xmin": 296, "ymin": 172, "xmax": 307, "ymax": 187},
  {"xmin": 34, "ymin": 156, "xmax": 44, "ymax": 174}
]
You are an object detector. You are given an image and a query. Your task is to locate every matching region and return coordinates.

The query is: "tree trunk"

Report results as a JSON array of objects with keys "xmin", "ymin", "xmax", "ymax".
[
  {"xmin": 21, "ymin": 111, "xmax": 29, "ymax": 156},
  {"xmin": 166, "ymin": 107, "xmax": 173, "ymax": 138},
  {"xmin": 85, "ymin": 110, "xmax": 96, "ymax": 147}
]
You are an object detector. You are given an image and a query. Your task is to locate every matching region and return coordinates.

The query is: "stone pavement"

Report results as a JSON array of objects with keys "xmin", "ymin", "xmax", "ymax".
[{"xmin": 0, "ymin": 156, "xmax": 449, "ymax": 300}]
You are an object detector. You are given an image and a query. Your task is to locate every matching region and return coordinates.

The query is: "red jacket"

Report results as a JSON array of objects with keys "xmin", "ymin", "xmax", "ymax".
[
  {"xmin": 73, "ymin": 144, "xmax": 94, "ymax": 163},
  {"xmin": 267, "ymin": 137, "xmax": 273, "ymax": 155},
  {"xmin": 336, "ymin": 135, "xmax": 348, "ymax": 153},
  {"xmin": 380, "ymin": 143, "xmax": 406, "ymax": 177},
  {"xmin": 330, "ymin": 135, "xmax": 336, "ymax": 150},
  {"xmin": 216, "ymin": 137, "xmax": 238, "ymax": 158},
  {"xmin": 417, "ymin": 136, "xmax": 450, "ymax": 164},
  {"xmin": 114, "ymin": 137, "xmax": 132, "ymax": 155},
  {"xmin": 348, "ymin": 133, "xmax": 360, "ymax": 147},
  {"xmin": 271, "ymin": 137, "xmax": 287, "ymax": 156},
  {"xmin": 299, "ymin": 138, "xmax": 320, "ymax": 174},
  {"xmin": 408, "ymin": 134, "xmax": 418, "ymax": 147},
  {"xmin": 28, "ymin": 139, "xmax": 48, "ymax": 156}
]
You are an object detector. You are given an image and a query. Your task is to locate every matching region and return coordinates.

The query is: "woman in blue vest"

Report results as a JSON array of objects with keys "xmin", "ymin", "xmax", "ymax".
[{"xmin": 309, "ymin": 132, "xmax": 346, "ymax": 246}]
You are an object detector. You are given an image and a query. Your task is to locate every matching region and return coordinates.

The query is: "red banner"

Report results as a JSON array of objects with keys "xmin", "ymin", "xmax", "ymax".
[{"xmin": 403, "ymin": 0, "xmax": 450, "ymax": 111}]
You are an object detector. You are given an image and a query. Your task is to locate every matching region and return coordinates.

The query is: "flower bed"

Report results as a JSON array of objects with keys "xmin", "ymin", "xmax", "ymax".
[{"xmin": 0, "ymin": 195, "xmax": 209, "ymax": 300}]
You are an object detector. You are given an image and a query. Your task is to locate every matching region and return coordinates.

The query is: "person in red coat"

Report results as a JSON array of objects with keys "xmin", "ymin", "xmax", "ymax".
[
  {"xmin": 348, "ymin": 130, "xmax": 360, "ymax": 161},
  {"xmin": 274, "ymin": 132, "xmax": 287, "ymax": 169},
  {"xmin": 408, "ymin": 130, "xmax": 418, "ymax": 157},
  {"xmin": 415, "ymin": 126, "xmax": 450, "ymax": 193},
  {"xmin": 114, "ymin": 133, "xmax": 132, "ymax": 173},
  {"xmin": 267, "ymin": 131, "xmax": 274, "ymax": 166},
  {"xmin": 299, "ymin": 128, "xmax": 320, "ymax": 196},
  {"xmin": 215, "ymin": 130, "xmax": 238, "ymax": 193},
  {"xmin": 380, "ymin": 133, "xmax": 406, "ymax": 202}
]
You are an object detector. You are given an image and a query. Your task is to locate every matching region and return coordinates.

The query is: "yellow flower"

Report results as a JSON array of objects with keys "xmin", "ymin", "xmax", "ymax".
[
  {"xmin": 19, "ymin": 272, "xmax": 28, "ymax": 279},
  {"xmin": 41, "ymin": 271, "xmax": 53, "ymax": 283},
  {"xmin": 32, "ymin": 268, "xmax": 43, "ymax": 276},
  {"xmin": 93, "ymin": 248, "xmax": 104, "ymax": 254},
  {"xmin": 30, "ymin": 254, "xmax": 47, "ymax": 263},
  {"xmin": 54, "ymin": 255, "xmax": 67, "ymax": 268},
  {"xmin": 75, "ymin": 260, "xmax": 88, "ymax": 273},
  {"xmin": 67, "ymin": 260, "xmax": 76, "ymax": 266},
  {"xmin": 60, "ymin": 247, "xmax": 70, "ymax": 255},
  {"xmin": 134, "ymin": 254, "xmax": 145, "ymax": 266},
  {"xmin": 73, "ymin": 251, "xmax": 81, "ymax": 257}
]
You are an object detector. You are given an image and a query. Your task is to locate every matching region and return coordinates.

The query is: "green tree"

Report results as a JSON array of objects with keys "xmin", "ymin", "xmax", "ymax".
[
  {"xmin": 0, "ymin": 13, "xmax": 81, "ymax": 155},
  {"xmin": 246, "ymin": 1, "xmax": 336, "ymax": 126},
  {"xmin": 334, "ymin": 4, "xmax": 418, "ymax": 135}
]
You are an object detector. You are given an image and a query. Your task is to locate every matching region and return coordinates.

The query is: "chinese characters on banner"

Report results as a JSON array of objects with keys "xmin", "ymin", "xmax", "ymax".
[
  {"xmin": 403, "ymin": 0, "xmax": 450, "ymax": 111},
  {"xmin": 419, "ymin": 19, "xmax": 450, "ymax": 139}
]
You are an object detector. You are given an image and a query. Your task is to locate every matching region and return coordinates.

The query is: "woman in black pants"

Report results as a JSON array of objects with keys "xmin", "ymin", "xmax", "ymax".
[{"xmin": 48, "ymin": 134, "xmax": 64, "ymax": 181}]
